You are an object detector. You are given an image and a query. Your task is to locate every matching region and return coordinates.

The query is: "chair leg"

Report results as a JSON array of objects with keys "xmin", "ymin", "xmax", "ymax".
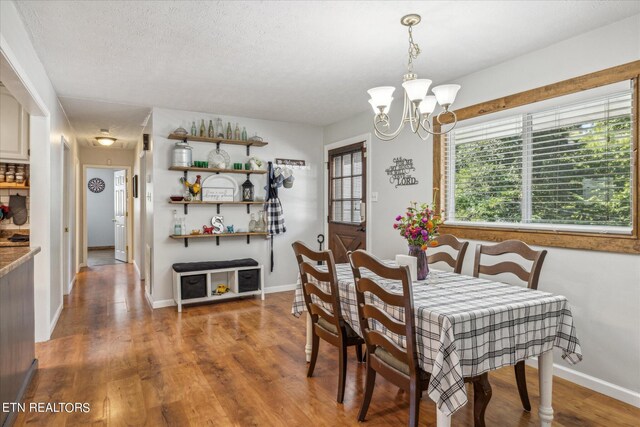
[
  {"xmin": 307, "ymin": 332, "xmax": 319, "ymax": 378},
  {"xmin": 337, "ymin": 343, "xmax": 348, "ymax": 403},
  {"xmin": 355, "ymin": 343, "xmax": 363, "ymax": 363},
  {"xmin": 358, "ymin": 364, "xmax": 376, "ymax": 421},
  {"xmin": 472, "ymin": 373, "xmax": 492, "ymax": 427},
  {"xmin": 514, "ymin": 361, "xmax": 531, "ymax": 411},
  {"xmin": 408, "ymin": 378, "xmax": 421, "ymax": 427}
]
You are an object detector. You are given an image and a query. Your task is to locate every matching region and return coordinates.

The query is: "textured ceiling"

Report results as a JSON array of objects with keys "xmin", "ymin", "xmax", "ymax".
[
  {"xmin": 14, "ymin": 1, "xmax": 640, "ymax": 127},
  {"xmin": 60, "ymin": 98, "xmax": 150, "ymax": 149}
]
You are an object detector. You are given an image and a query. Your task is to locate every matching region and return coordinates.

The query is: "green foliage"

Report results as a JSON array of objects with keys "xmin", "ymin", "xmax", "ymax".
[{"xmin": 453, "ymin": 114, "xmax": 632, "ymax": 227}]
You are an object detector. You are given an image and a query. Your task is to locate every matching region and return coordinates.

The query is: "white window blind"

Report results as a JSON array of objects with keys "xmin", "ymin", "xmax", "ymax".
[{"xmin": 444, "ymin": 89, "xmax": 633, "ymax": 233}]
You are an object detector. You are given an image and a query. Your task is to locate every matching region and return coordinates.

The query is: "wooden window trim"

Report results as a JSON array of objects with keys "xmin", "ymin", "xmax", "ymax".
[{"xmin": 432, "ymin": 61, "xmax": 640, "ymax": 254}]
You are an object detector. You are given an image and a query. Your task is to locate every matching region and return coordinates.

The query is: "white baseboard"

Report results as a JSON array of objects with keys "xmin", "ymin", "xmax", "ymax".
[
  {"xmin": 144, "ymin": 290, "xmax": 153, "ymax": 309},
  {"xmin": 152, "ymin": 299, "xmax": 176, "ymax": 309},
  {"xmin": 78, "ymin": 263, "xmax": 87, "ymax": 269},
  {"xmin": 65, "ymin": 274, "xmax": 76, "ymax": 295},
  {"xmin": 133, "ymin": 260, "xmax": 141, "ymax": 278},
  {"xmin": 49, "ymin": 302, "xmax": 63, "ymax": 336},
  {"xmin": 525, "ymin": 359, "xmax": 640, "ymax": 408},
  {"xmin": 264, "ymin": 283, "xmax": 298, "ymax": 294}
]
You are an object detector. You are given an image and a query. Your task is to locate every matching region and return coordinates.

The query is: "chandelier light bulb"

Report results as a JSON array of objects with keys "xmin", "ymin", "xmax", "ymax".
[
  {"xmin": 402, "ymin": 79, "xmax": 432, "ymax": 102},
  {"xmin": 369, "ymin": 98, "xmax": 391, "ymax": 114},
  {"xmin": 419, "ymin": 95, "xmax": 438, "ymax": 116},
  {"xmin": 367, "ymin": 86, "xmax": 395, "ymax": 110},
  {"xmin": 432, "ymin": 84, "xmax": 461, "ymax": 108}
]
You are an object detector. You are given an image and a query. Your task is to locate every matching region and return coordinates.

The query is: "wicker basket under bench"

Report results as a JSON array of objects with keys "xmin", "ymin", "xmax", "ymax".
[{"xmin": 172, "ymin": 258, "xmax": 265, "ymax": 312}]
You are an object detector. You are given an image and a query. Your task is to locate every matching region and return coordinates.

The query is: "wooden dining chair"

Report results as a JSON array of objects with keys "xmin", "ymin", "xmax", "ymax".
[
  {"xmin": 291, "ymin": 241, "xmax": 364, "ymax": 404},
  {"xmin": 473, "ymin": 239, "xmax": 548, "ymax": 411},
  {"xmin": 349, "ymin": 249, "xmax": 430, "ymax": 426},
  {"xmin": 427, "ymin": 234, "xmax": 470, "ymax": 273}
]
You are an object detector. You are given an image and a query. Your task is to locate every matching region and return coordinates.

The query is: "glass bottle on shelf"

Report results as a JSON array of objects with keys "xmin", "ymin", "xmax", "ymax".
[
  {"xmin": 199, "ymin": 119, "xmax": 206, "ymax": 137},
  {"xmin": 208, "ymin": 120, "xmax": 214, "ymax": 138},
  {"xmin": 172, "ymin": 210, "xmax": 182, "ymax": 236},
  {"xmin": 234, "ymin": 123, "xmax": 241, "ymax": 140},
  {"xmin": 216, "ymin": 118, "xmax": 224, "ymax": 138},
  {"xmin": 256, "ymin": 210, "xmax": 266, "ymax": 233},
  {"xmin": 226, "ymin": 122, "xmax": 232, "ymax": 140},
  {"xmin": 181, "ymin": 217, "xmax": 187, "ymax": 235},
  {"xmin": 190, "ymin": 121, "xmax": 197, "ymax": 136},
  {"xmin": 248, "ymin": 213, "xmax": 257, "ymax": 232},
  {"xmin": 241, "ymin": 127, "xmax": 248, "ymax": 141}
]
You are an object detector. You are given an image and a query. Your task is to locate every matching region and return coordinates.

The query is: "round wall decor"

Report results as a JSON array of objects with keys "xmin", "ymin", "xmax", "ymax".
[{"xmin": 88, "ymin": 177, "xmax": 106, "ymax": 193}]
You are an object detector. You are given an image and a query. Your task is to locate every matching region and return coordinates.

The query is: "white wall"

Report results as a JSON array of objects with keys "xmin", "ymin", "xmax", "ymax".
[
  {"xmin": 149, "ymin": 107, "xmax": 323, "ymax": 304},
  {"xmin": 323, "ymin": 14, "xmax": 640, "ymax": 401},
  {"xmin": 86, "ymin": 168, "xmax": 115, "ymax": 247},
  {"xmin": 1, "ymin": 1, "xmax": 78, "ymax": 341}
]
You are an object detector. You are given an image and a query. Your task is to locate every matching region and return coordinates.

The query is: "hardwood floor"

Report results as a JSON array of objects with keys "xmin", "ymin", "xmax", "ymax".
[
  {"xmin": 14, "ymin": 263, "xmax": 639, "ymax": 426},
  {"xmin": 87, "ymin": 248, "xmax": 120, "ymax": 267}
]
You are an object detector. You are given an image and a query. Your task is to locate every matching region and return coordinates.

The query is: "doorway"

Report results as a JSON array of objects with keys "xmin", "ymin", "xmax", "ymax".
[
  {"xmin": 327, "ymin": 141, "xmax": 367, "ymax": 263},
  {"xmin": 83, "ymin": 165, "xmax": 131, "ymax": 267}
]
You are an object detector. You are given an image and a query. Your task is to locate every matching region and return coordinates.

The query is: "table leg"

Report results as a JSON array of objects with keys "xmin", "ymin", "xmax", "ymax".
[
  {"xmin": 436, "ymin": 408, "xmax": 451, "ymax": 427},
  {"xmin": 305, "ymin": 312, "xmax": 313, "ymax": 362},
  {"xmin": 538, "ymin": 350, "xmax": 554, "ymax": 426}
]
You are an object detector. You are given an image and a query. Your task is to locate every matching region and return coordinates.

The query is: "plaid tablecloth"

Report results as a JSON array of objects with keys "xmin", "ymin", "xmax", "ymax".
[{"xmin": 291, "ymin": 262, "xmax": 582, "ymax": 416}]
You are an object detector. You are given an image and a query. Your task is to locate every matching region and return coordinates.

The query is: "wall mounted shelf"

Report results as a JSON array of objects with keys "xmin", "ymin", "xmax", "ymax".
[
  {"xmin": 0, "ymin": 183, "xmax": 29, "ymax": 190},
  {"xmin": 169, "ymin": 200, "xmax": 265, "ymax": 214},
  {"xmin": 170, "ymin": 232, "xmax": 268, "ymax": 247},
  {"xmin": 169, "ymin": 166, "xmax": 267, "ymax": 175},
  {"xmin": 168, "ymin": 133, "xmax": 268, "ymax": 155}
]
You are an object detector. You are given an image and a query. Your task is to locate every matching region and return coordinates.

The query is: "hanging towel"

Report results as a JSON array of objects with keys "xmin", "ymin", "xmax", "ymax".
[
  {"xmin": 265, "ymin": 161, "xmax": 286, "ymax": 272},
  {"xmin": 9, "ymin": 194, "xmax": 27, "ymax": 226}
]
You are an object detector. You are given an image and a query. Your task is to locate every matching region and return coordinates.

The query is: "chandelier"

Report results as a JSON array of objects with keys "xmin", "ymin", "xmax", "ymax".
[{"xmin": 367, "ymin": 14, "xmax": 461, "ymax": 141}]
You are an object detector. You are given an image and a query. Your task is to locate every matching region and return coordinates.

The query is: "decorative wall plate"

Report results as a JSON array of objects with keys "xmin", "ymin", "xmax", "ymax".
[
  {"xmin": 208, "ymin": 148, "xmax": 230, "ymax": 169},
  {"xmin": 88, "ymin": 177, "xmax": 106, "ymax": 193}
]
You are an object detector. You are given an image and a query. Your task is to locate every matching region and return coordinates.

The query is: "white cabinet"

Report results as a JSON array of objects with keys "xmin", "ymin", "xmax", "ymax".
[{"xmin": 0, "ymin": 86, "xmax": 29, "ymax": 163}]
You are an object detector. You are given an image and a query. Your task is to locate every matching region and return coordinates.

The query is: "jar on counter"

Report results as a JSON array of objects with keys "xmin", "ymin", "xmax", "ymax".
[{"xmin": 5, "ymin": 173, "xmax": 15, "ymax": 183}]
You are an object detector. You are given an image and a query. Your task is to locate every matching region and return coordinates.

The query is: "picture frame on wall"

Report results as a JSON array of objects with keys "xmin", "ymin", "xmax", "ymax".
[{"xmin": 132, "ymin": 174, "xmax": 139, "ymax": 198}]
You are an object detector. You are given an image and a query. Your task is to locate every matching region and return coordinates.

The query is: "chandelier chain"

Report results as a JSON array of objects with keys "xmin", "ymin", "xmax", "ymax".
[{"xmin": 407, "ymin": 25, "xmax": 421, "ymax": 73}]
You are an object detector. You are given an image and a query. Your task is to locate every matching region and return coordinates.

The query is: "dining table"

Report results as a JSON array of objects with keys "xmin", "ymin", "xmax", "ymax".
[{"xmin": 291, "ymin": 261, "xmax": 582, "ymax": 427}]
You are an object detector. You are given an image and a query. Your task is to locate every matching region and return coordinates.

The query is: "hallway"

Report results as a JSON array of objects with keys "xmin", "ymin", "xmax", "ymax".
[{"xmin": 13, "ymin": 264, "xmax": 640, "ymax": 426}]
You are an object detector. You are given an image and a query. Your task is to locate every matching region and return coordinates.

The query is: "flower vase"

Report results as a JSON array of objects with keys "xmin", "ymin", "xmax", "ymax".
[{"xmin": 408, "ymin": 245, "xmax": 429, "ymax": 280}]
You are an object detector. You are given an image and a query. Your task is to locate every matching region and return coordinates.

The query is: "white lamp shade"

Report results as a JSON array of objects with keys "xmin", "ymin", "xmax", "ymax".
[
  {"xmin": 96, "ymin": 137, "xmax": 116, "ymax": 146},
  {"xmin": 369, "ymin": 98, "xmax": 391, "ymax": 114},
  {"xmin": 367, "ymin": 86, "xmax": 395, "ymax": 109},
  {"xmin": 432, "ymin": 84, "xmax": 461, "ymax": 106},
  {"xmin": 419, "ymin": 95, "xmax": 437, "ymax": 116},
  {"xmin": 401, "ymin": 79, "xmax": 432, "ymax": 102}
]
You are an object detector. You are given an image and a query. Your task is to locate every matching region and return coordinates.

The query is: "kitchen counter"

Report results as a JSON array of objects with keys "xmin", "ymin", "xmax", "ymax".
[
  {"xmin": 0, "ymin": 246, "xmax": 40, "ymax": 278},
  {"xmin": 1, "ymin": 245, "xmax": 38, "ymax": 426}
]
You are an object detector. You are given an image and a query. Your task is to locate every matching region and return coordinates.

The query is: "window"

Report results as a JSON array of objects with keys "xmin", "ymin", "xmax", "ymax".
[
  {"xmin": 445, "ymin": 90, "xmax": 633, "ymax": 233},
  {"xmin": 330, "ymin": 145, "xmax": 364, "ymax": 223},
  {"xmin": 432, "ymin": 62, "xmax": 640, "ymax": 254}
]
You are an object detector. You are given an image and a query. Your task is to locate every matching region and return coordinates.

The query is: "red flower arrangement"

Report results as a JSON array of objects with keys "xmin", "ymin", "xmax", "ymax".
[{"xmin": 393, "ymin": 202, "xmax": 442, "ymax": 250}]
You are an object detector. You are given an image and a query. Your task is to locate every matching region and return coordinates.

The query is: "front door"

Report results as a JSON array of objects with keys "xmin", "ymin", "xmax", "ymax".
[
  {"xmin": 328, "ymin": 142, "xmax": 366, "ymax": 263},
  {"xmin": 114, "ymin": 170, "xmax": 127, "ymax": 262}
]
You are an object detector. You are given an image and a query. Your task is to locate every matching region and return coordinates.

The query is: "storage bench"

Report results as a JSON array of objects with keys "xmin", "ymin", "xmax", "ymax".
[{"xmin": 172, "ymin": 258, "xmax": 264, "ymax": 312}]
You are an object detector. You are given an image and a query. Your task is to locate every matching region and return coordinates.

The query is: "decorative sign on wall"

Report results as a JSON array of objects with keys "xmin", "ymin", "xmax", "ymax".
[
  {"xmin": 88, "ymin": 177, "xmax": 106, "ymax": 193},
  {"xmin": 385, "ymin": 157, "xmax": 419, "ymax": 187},
  {"xmin": 275, "ymin": 158, "xmax": 309, "ymax": 170}
]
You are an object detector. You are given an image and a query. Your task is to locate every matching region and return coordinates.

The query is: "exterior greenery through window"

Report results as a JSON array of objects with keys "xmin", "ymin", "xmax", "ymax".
[{"xmin": 445, "ymin": 90, "xmax": 633, "ymax": 231}]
